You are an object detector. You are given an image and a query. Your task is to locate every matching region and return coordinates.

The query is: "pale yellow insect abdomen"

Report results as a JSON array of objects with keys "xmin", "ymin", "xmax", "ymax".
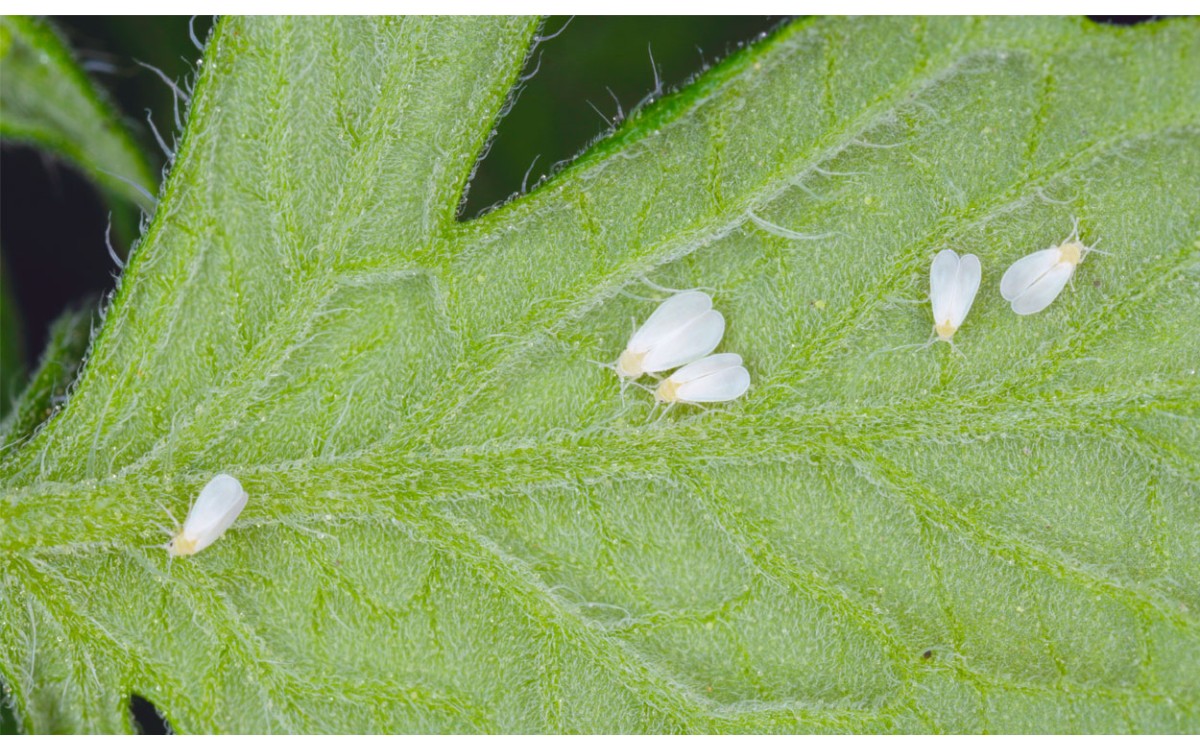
[
  {"xmin": 616, "ymin": 349, "xmax": 646, "ymax": 379},
  {"xmin": 1058, "ymin": 241, "xmax": 1082, "ymax": 266},
  {"xmin": 167, "ymin": 533, "xmax": 199, "ymax": 557},
  {"xmin": 655, "ymin": 378, "xmax": 680, "ymax": 404}
]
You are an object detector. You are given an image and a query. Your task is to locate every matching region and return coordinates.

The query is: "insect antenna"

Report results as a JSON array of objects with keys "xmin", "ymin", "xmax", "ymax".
[
  {"xmin": 151, "ymin": 495, "xmax": 181, "ymax": 531},
  {"xmin": 1082, "ymin": 235, "xmax": 1111, "ymax": 257},
  {"xmin": 626, "ymin": 380, "xmax": 657, "ymax": 396}
]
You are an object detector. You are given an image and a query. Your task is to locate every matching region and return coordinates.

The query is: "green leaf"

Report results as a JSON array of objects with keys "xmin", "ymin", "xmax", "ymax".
[
  {"xmin": 2, "ymin": 16, "xmax": 1199, "ymax": 733},
  {"xmin": 0, "ymin": 301, "xmax": 94, "ymax": 454},
  {"xmin": 0, "ymin": 16, "xmax": 156, "ymax": 210}
]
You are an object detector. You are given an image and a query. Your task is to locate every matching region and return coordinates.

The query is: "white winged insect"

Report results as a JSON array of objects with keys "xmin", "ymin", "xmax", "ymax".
[
  {"xmin": 654, "ymin": 353, "xmax": 750, "ymax": 406},
  {"xmin": 166, "ymin": 473, "xmax": 248, "ymax": 557},
  {"xmin": 616, "ymin": 291, "xmax": 725, "ymax": 379},
  {"xmin": 1000, "ymin": 219, "xmax": 1098, "ymax": 315},
  {"xmin": 929, "ymin": 249, "xmax": 982, "ymax": 342}
]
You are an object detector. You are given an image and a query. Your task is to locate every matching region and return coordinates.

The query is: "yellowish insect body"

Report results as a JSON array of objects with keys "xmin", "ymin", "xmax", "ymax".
[
  {"xmin": 1058, "ymin": 240, "xmax": 1082, "ymax": 266},
  {"xmin": 616, "ymin": 349, "xmax": 646, "ymax": 380},
  {"xmin": 654, "ymin": 377, "xmax": 679, "ymax": 404},
  {"xmin": 167, "ymin": 535, "xmax": 199, "ymax": 557}
]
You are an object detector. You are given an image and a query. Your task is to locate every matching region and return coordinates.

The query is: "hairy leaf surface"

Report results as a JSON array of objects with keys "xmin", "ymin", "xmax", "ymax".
[{"xmin": 1, "ymin": 16, "xmax": 1198, "ymax": 733}]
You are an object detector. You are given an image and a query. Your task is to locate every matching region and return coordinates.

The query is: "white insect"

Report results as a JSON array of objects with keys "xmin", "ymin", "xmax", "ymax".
[
  {"xmin": 654, "ymin": 353, "xmax": 750, "ymax": 405},
  {"xmin": 167, "ymin": 473, "xmax": 248, "ymax": 557},
  {"xmin": 929, "ymin": 249, "xmax": 982, "ymax": 342},
  {"xmin": 1000, "ymin": 220, "xmax": 1096, "ymax": 315},
  {"xmin": 616, "ymin": 291, "xmax": 725, "ymax": 379}
]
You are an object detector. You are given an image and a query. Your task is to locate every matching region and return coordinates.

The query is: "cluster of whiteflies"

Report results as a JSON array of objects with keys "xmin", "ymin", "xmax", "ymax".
[
  {"xmin": 614, "ymin": 291, "xmax": 750, "ymax": 405},
  {"xmin": 930, "ymin": 220, "xmax": 1099, "ymax": 343},
  {"xmin": 163, "ymin": 224, "xmax": 1097, "ymax": 557}
]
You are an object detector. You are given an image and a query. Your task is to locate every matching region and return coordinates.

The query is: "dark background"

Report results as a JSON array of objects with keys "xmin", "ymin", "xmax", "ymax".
[{"xmin": 0, "ymin": 14, "xmax": 1161, "ymax": 735}]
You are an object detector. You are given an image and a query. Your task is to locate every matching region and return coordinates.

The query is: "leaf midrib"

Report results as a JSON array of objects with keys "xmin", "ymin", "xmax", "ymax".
[
  {"xmin": 5, "ymin": 375, "xmax": 1194, "ymax": 646},
  {"xmin": 4, "ymin": 374, "xmax": 1193, "ymax": 530}
]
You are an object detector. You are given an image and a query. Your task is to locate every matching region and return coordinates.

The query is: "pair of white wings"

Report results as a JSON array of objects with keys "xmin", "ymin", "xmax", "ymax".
[
  {"xmin": 665, "ymin": 352, "xmax": 751, "ymax": 402},
  {"xmin": 626, "ymin": 291, "xmax": 726, "ymax": 374},
  {"xmin": 930, "ymin": 249, "xmax": 982, "ymax": 328},
  {"xmin": 1000, "ymin": 247, "xmax": 1077, "ymax": 315},
  {"xmin": 628, "ymin": 292, "xmax": 750, "ymax": 402}
]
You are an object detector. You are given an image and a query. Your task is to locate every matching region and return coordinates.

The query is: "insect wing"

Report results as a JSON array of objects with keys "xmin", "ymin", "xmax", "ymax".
[
  {"xmin": 674, "ymin": 362, "xmax": 751, "ymax": 403},
  {"xmin": 929, "ymin": 249, "xmax": 962, "ymax": 324},
  {"xmin": 183, "ymin": 473, "xmax": 248, "ymax": 549},
  {"xmin": 639, "ymin": 309, "xmax": 725, "ymax": 373},
  {"xmin": 949, "ymin": 253, "xmax": 982, "ymax": 326},
  {"xmin": 1000, "ymin": 247, "xmax": 1059, "ymax": 301},
  {"xmin": 669, "ymin": 352, "xmax": 743, "ymax": 382},
  {"xmin": 1010, "ymin": 262, "xmax": 1074, "ymax": 315},
  {"xmin": 627, "ymin": 291, "xmax": 713, "ymax": 352}
]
